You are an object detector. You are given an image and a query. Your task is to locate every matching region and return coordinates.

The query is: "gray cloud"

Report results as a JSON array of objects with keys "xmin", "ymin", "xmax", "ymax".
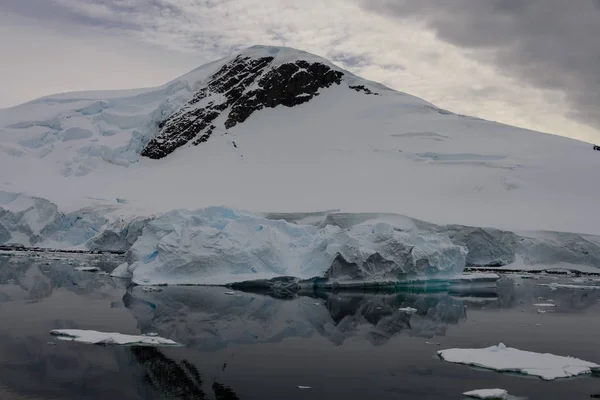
[
  {"xmin": 1, "ymin": 0, "xmax": 599, "ymax": 142},
  {"xmin": 360, "ymin": 0, "xmax": 600, "ymax": 131}
]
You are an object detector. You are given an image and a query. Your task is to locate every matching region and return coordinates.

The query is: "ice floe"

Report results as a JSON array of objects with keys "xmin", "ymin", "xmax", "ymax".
[
  {"xmin": 49, "ymin": 329, "xmax": 181, "ymax": 346},
  {"xmin": 537, "ymin": 283, "xmax": 600, "ymax": 290},
  {"xmin": 463, "ymin": 389, "xmax": 508, "ymax": 399},
  {"xmin": 438, "ymin": 343, "xmax": 600, "ymax": 380},
  {"xmin": 399, "ymin": 307, "xmax": 418, "ymax": 314},
  {"xmin": 74, "ymin": 266, "xmax": 99, "ymax": 272}
]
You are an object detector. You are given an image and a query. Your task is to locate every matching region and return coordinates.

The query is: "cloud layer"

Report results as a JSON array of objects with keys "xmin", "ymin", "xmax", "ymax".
[
  {"xmin": 0, "ymin": 0, "xmax": 598, "ymax": 142},
  {"xmin": 361, "ymin": 0, "xmax": 600, "ymax": 135}
]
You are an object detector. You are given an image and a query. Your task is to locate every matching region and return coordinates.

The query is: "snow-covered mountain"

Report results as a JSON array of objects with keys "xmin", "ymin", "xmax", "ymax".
[
  {"xmin": 1, "ymin": 45, "xmax": 598, "ymax": 234},
  {"xmin": 1, "ymin": 45, "xmax": 600, "ymax": 283}
]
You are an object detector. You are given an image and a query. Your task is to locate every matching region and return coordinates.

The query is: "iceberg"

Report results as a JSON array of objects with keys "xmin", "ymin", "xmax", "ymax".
[
  {"xmin": 126, "ymin": 207, "xmax": 468, "ymax": 285},
  {"xmin": 463, "ymin": 389, "xmax": 508, "ymax": 399},
  {"xmin": 438, "ymin": 343, "xmax": 600, "ymax": 380},
  {"xmin": 49, "ymin": 329, "xmax": 181, "ymax": 346}
]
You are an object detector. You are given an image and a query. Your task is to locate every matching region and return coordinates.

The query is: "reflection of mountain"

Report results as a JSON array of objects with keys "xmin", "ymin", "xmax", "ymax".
[
  {"xmin": 124, "ymin": 286, "xmax": 469, "ymax": 349},
  {"xmin": 131, "ymin": 347, "xmax": 240, "ymax": 400}
]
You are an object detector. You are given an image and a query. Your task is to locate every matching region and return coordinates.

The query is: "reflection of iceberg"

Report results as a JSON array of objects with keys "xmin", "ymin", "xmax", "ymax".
[
  {"xmin": 0, "ymin": 253, "xmax": 124, "ymax": 301},
  {"xmin": 123, "ymin": 286, "xmax": 468, "ymax": 349}
]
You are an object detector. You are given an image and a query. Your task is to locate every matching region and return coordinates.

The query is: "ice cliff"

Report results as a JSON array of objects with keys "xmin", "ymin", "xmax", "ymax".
[{"xmin": 2, "ymin": 191, "xmax": 600, "ymax": 285}]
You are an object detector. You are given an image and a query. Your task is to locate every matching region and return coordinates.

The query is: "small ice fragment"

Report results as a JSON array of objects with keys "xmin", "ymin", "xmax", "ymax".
[
  {"xmin": 74, "ymin": 266, "xmax": 99, "ymax": 272},
  {"xmin": 438, "ymin": 343, "xmax": 600, "ymax": 380},
  {"xmin": 463, "ymin": 388, "xmax": 508, "ymax": 399},
  {"xmin": 47, "ymin": 341, "xmax": 56, "ymax": 346},
  {"xmin": 225, "ymin": 291, "xmax": 236, "ymax": 296},
  {"xmin": 142, "ymin": 286, "xmax": 162, "ymax": 292},
  {"xmin": 297, "ymin": 386, "xmax": 312, "ymax": 389},
  {"xmin": 533, "ymin": 303, "xmax": 556, "ymax": 307},
  {"xmin": 425, "ymin": 341, "xmax": 441, "ymax": 345},
  {"xmin": 7, "ymin": 279, "xmax": 15, "ymax": 284},
  {"xmin": 538, "ymin": 283, "xmax": 600, "ymax": 290},
  {"xmin": 399, "ymin": 307, "xmax": 417, "ymax": 314},
  {"xmin": 143, "ymin": 333, "xmax": 159, "ymax": 337},
  {"xmin": 314, "ymin": 303, "xmax": 321, "ymax": 306},
  {"xmin": 536, "ymin": 324, "xmax": 542, "ymax": 327},
  {"xmin": 49, "ymin": 329, "xmax": 181, "ymax": 346}
]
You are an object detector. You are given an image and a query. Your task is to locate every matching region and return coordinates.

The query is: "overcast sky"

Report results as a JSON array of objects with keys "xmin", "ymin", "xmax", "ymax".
[{"xmin": 1, "ymin": 0, "xmax": 599, "ymax": 143}]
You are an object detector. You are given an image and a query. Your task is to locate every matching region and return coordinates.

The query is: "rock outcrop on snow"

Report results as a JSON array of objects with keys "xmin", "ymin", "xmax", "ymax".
[{"xmin": 142, "ymin": 53, "xmax": 344, "ymax": 159}]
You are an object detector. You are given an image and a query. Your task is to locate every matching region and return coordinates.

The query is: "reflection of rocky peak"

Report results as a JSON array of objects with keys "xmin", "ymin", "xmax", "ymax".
[{"xmin": 141, "ymin": 52, "xmax": 345, "ymax": 159}]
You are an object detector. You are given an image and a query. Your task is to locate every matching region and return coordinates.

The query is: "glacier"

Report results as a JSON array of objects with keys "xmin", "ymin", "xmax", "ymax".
[
  {"xmin": 2, "ymin": 189, "xmax": 600, "ymax": 285},
  {"xmin": 124, "ymin": 207, "xmax": 467, "ymax": 285}
]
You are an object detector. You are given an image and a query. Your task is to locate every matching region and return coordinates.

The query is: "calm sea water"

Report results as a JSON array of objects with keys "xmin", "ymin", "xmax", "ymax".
[{"xmin": 1, "ymin": 254, "xmax": 599, "ymax": 400}]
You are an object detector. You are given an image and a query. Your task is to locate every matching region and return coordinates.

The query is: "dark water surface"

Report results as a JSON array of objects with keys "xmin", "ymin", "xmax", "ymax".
[{"xmin": 1, "ymin": 254, "xmax": 600, "ymax": 400}]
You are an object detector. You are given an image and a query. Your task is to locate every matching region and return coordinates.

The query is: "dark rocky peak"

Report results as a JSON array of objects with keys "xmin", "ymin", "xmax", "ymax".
[{"xmin": 142, "ymin": 49, "xmax": 350, "ymax": 159}]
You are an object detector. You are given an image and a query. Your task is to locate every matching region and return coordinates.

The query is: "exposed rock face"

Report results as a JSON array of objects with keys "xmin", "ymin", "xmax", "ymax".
[
  {"xmin": 142, "ymin": 56, "xmax": 344, "ymax": 159},
  {"xmin": 349, "ymin": 85, "xmax": 379, "ymax": 95}
]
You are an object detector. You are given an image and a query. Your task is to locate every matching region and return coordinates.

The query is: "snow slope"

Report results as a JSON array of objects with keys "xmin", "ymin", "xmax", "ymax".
[{"xmin": 1, "ymin": 45, "xmax": 598, "ymax": 235}]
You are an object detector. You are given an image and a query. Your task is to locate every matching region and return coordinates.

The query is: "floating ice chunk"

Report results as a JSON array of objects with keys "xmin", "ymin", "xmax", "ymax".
[
  {"xmin": 463, "ymin": 389, "xmax": 508, "ymax": 399},
  {"xmin": 74, "ymin": 266, "xmax": 99, "ymax": 272},
  {"xmin": 438, "ymin": 343, "xmax": 600, "ymax": 380},
  {"xmin": 49, "ymin": 329, "xmax": 181, "ymax": 346},
  {"xmin": 297, "ymin": 386, "xmax": 312, "ymax": 389},
  {"xmin": 399, "ymin": 307, "xmax": 417, "ymax": 314},
  {"xmin": 224, "ymin": 291, "xmax": 236, "ymax": 296},
  {"xmin": 537, "ymin": 283, "xmax": 600, "ymax": 290},
  {"xmin": 533, "ymin": 303, "xmax": 556, "ymax": 307},
  {"xmin": 141, "ymin": 286, "xmax": 162, "ymax": 292}
]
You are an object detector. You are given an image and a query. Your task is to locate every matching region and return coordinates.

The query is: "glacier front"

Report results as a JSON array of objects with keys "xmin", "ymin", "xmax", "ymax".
[
  {"xmin": 3, "ymin": 189, "xmax": 600, "ymax": 286},
  {"xmin": 124, "ymin": 207, "xmax": 468, "ymax": 285}
]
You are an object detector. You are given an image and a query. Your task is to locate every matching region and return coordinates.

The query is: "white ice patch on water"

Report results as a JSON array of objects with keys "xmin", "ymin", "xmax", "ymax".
[
  {"xmin": 399, "ymin": 307, "xmax": 418, "ymax": 314},
  {"xmin": 439, "ymin": 343, "xmax": 600, "ymax": 380},
  {"xmin": 49, "ymin": 329, "xmax": 181, "ymax": 346},
  {"xmin": 463, "ymin": 389, "xmax": 508, "ymax": 399},
  {"xmin": 537, "ymin": 283, "xmax": 600, "ymax": 290},
  {"xmin": 74, "ymin": 266, "xmax": 99, "ymax": 272}
]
